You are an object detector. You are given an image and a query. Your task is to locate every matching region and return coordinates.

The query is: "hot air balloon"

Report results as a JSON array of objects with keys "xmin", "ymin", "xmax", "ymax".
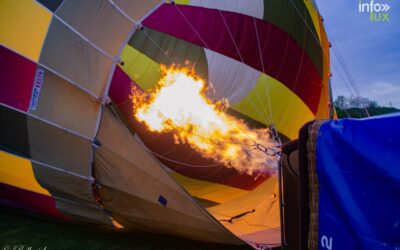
[{"xmin": 0, "ymin": 0, "xmax": 334, "ymax": 249}]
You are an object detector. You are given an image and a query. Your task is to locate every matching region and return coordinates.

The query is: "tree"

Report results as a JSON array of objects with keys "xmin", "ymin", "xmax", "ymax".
[
  {"xmin": 334, "ymin": 95, "xmax": 347, "ymax": 109},
  {"xmin": 333, "ymin": 95, "xmax": 399, "ymax": 118},
  {"xmin": 346, "ymin": 96, "xmax": 374, "ymax": 109},
  {"xmin": 369, "ymin": 101, "xmax": 378, "ymax": 108}
]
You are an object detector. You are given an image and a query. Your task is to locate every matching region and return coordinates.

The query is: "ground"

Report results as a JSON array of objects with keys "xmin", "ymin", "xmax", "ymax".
[{"xmin": 0, "ymin": 207, "xmax": 250, "ymax": 250}]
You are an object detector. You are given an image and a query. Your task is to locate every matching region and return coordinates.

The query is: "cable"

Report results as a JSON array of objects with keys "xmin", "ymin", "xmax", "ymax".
[
  {"xmin": 289, "ymin": 0, "xmax": 369, "ymax": 117},
  {"xmin": 142, "ymin": 145, "xmax": 222, "ymax": 168},
  {"xmin": 326, "ymin": 27, "xmax": 370, "ymax": 117},
  {"xmin": 253, "ymin": 17, "xmax": 275, "ymax": 126}
]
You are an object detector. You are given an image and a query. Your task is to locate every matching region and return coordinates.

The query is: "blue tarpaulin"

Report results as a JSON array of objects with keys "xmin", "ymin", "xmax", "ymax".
[{"xmin": 316, "ymin": 113, "xmax": 400, "ymax": 250}]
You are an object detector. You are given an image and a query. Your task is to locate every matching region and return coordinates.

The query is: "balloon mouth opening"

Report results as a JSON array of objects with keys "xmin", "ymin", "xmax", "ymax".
[{"xmin": 130, "ymin": 65, "xmax": 282, "ymax": 247}]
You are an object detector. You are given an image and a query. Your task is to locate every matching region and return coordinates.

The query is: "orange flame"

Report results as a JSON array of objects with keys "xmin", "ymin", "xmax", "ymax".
[{"xmin": 132, "ymin": 66, "xmax": 278, "ymax": 174}]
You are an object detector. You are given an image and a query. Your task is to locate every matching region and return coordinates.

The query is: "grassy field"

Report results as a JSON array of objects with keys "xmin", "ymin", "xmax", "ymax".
[{"xmin": 0, "ymin": 207, "xmax": 250, "ymax": 250}]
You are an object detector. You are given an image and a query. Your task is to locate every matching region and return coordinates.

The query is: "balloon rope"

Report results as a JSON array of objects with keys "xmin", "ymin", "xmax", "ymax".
[
  {"xmin": 217, "ymin": 10, "xmax": 279, "ymax": 143},
  {"xmin": 141, "ymin": 28, "xmax": 175, "ymax": 65},
  {"xmin": 325, "ymin": 27, "xmax": 370, "ymax": 117},
  {"xmin": 289, "ymin": 0, "xmax": 369, "ymax": 117},
  {"xmin": 216, "ymin": 9, "xmax": 273, "ymax": 126},
  {"xmin": 253, "ymin": 17, "xmax": 276, "ymax": 127},
  {"xmin": 174, "ymin": 5, "xmax": 211, "ymax": 49},
  {"xmin": 217, "ymin": 10, "xmax": 245, "ymax": 63},
  {"xmin": 141, "ymin": 144, "xmax": 223, "ymax": 168}
]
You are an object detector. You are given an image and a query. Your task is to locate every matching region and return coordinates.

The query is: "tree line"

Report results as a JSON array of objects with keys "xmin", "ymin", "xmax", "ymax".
[{"xmin": 334, "ymin": 96, "xmax": 399, "ymax": 118}]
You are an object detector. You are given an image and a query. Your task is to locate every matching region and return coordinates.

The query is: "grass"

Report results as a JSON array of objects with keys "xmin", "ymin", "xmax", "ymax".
[{"xmin": 0, "ymin": 207, "xmax": 250, "ymax": 250}]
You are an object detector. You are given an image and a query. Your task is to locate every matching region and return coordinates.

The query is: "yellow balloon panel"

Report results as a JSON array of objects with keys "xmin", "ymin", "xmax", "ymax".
[
  {"xmin": 233, "ymin": 74, "xmax": 315, "ymax": 140},
  {"xmin": 120, "ymin": 45, "xmax": 161, "ymax": 90},
  {"xmin": 171, "ymin": 172, "xmax": 249, "ymax": 204},
  {"xmin": 0, "ymin": 0, "xmax": 51, "ymax": 62},
  {"xmin": 174, "ymin": 0, "xmax": 190, "ymax": 4},
  {"xmin": 0, "ymin": 151, "xmax": 50, "ymax": 196},
  {"xmin": 304, "ymin": 0, "xmax": 322, "ymax": 42}
]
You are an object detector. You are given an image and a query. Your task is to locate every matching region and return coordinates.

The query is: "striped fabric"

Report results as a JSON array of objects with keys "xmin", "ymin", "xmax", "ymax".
[{"xmin": 1, "ymin": 1, "xmax": 331, "ymax": 248}]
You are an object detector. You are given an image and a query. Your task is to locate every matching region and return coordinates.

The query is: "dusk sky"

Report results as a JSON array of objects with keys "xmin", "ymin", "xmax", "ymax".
[{"xmin": 317, "ymin": 0, "xmax": 400, "ymax": 107}]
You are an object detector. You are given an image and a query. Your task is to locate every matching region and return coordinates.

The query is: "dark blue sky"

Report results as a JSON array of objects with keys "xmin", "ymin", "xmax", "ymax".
[{"xmin": 317, "ymin": 0, "xmax": 400, "ymax": 107}]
